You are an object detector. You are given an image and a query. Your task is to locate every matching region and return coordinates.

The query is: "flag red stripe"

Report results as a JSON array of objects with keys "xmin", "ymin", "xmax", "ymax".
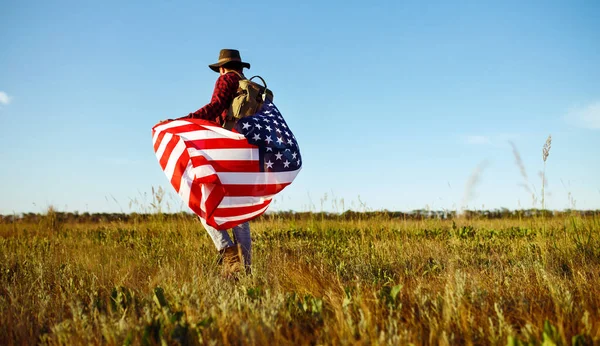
[
  {"xmin": 188, "ymin": 183, "xmax": 204, "ymax": 218},
  {"xmin": 222, "ymin": 182, "xmax": 292, "ymax": 197},
  {"xmin": 153, "ymin": 131, "xmax": 166, "ymax": 152},
  {"xmin": 159, "ymin": 136, "xmax": 181, "ymax": 170},
  {"xmin": 170, "ymin": 151, "xmax": 190, "ymax": 193},
  {"xmin": 186, "ymin": 138, "xmax": 255, "ymax": 150},
  {"xmin": 203, "ymin": 185, "xmax": 226, "ymax": 227},
  {"xmin": 190, "ymin": 157, "xmax": 260, "ymax": 173},
  {"xmin": 212, "ymin": 199, "xmax": 271, "ymax": 218}
]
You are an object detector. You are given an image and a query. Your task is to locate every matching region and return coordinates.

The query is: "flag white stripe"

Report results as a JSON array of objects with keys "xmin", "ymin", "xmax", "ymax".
[
  {"xmin": 200, "ymin": 183, "xmax": 215, "ymax": 216},
  {"xmin": 179, "ymin": 129, "xmax": 246, "ymax": 141},
  {"xmin": 178, "ymin": 161, "xmax": 193, "ymax": 203},
  {"xmin": 189, "ymin": 148, "xmax": 260, "ymax": 161},
  {"xmin": 220, "ymin": 195, "xmax": 275, "ymax": 208},
  {"xmin": 192, "ymin": 164, "xmax": 217, "ymax": 179},
  {"xmin": 199, "ymin": 217, "xmax": 216, "ymax": 233},
  {"xmin": 153, "ymin": 120, "xmax": 191, "ymax": 145},
  {"xmin": 155, "ymin": 133, "xmax": 173, "ymax": 161},
  {"xmin": 217, "ymin": 170, "xmax": 300, "ymax": 185},
  {"xmin": 214, "ymin": 204, "xmax": 270, "ymax": 225},
  {"xmin": 154, "ymin": 120, "xmax": 192, "ymax": 133},
  {"xmin": 164, "ymin": 139, "xmax": 187, "ymax": 180},
  {"xmin": 202, "ymin": 124, "xmax": 246, "ymax": 138}
]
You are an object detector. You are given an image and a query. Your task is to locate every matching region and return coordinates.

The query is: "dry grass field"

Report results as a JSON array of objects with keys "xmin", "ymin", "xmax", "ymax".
[{"xmin": 1, "ymin": 211, "xmax": 599, "ymax": 345}]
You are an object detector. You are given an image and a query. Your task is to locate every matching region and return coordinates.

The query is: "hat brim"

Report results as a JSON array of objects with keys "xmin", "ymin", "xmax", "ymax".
[{"xmin": 209, "ymin": 61, "xmax": 251, "ymax": 73}]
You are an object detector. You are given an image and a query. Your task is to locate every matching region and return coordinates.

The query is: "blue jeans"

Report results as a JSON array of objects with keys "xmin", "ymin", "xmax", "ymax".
[{"xmin": 203, "ymin": 221, "xmax": 252, "ymax": 267}]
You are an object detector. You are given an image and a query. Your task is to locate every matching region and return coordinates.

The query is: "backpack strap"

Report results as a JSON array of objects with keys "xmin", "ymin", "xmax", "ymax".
[
  {"xmin": 225, "ymin": 70, "xmax": 246, "ymax": 98},
  {"xmin": 222, "ymin": 71, "xmax": 245, "ymax": 129}
]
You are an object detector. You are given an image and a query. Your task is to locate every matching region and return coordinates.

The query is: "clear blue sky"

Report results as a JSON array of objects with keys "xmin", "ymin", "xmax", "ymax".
[{"xmin": 1, "ymin": 0, "xmax": 599, "ymax": 214}]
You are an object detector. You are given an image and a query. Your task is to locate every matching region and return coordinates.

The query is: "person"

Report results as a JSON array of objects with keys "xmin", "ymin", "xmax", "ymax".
[{"xmin": 180, "ymin": 49, "xmax": 253, "ymax": 278}]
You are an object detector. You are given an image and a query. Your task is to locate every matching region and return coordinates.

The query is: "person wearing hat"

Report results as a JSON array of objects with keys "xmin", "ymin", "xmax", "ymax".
[
  {"xmin": 178, "ymin": 49, "xmax": 253, "ymax": 278},
  {"xmin": 180, "ymin": 49, "xmax": 250, "ymax": 126}
]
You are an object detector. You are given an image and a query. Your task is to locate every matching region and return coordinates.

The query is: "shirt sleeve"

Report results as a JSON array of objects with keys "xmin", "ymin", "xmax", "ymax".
[{"xmin": 183, "ymin": 73, "xmax": 240, "ymax": 124}]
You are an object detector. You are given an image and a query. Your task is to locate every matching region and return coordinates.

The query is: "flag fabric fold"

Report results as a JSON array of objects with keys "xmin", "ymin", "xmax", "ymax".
[{"xmin": 152, "ymin": 101, "xmax": 301, "ymax": 230}]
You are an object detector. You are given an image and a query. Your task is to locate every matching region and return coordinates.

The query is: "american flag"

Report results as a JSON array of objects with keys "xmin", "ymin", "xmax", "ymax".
[{"xmin": 152, "ymin": 101, "xmax": 302, "ymax": 230}]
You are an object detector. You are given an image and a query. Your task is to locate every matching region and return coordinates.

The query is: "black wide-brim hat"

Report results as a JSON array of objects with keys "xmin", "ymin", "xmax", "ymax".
[{"xmin": 209, "ymin": 49, "xmax": 251, "ymax": 72}]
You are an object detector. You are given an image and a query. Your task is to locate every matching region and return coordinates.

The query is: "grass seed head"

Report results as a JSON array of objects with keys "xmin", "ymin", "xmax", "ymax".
[{"xmin": 543, "ymin": 135, "xmax": 552, "ymax": 162}]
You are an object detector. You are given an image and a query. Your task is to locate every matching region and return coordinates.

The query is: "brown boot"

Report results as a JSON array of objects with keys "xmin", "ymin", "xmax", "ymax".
[{"xmin": 220, "ymin": 245, "xmax": 243, "ymax": 279}]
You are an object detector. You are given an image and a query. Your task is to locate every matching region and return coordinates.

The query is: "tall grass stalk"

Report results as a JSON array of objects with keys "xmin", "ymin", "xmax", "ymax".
[{"xmin": 541, "ymin": 135, "xmax": 552, "ymax": 211}]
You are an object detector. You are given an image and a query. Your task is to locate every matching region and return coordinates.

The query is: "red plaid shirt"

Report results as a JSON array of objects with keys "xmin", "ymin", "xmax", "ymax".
[{"xmin": 182, "ymin": 72, "xmax": 243, "ymax": 125}]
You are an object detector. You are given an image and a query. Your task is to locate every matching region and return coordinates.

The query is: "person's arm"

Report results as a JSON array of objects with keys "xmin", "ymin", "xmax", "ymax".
[{"xmin": 181, "ymin": 73, "xmax": 240, "ymax": 123}]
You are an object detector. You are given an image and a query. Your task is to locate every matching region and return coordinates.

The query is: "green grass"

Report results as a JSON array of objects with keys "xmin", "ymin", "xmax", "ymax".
[{"xmin": 1, "ymin": 213, "xmax": 599, "ymax": 345}]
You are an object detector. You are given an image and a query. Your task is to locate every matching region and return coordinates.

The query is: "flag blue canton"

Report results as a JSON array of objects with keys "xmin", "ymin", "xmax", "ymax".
[{"xmin": 234, "ymin": 101, "xmax": 302, "ymax": 172}]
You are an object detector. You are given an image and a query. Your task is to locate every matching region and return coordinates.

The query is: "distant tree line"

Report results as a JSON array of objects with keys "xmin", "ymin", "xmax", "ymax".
[{"xmin": 0, "ymin": 209, "xmax": 598, "ymax": 224}]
